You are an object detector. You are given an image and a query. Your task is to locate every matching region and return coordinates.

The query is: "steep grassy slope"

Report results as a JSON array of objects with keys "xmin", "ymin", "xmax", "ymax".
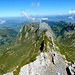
[
  {"xmin": 56, "ymin": 24, "xmax": 75, "ymax": 62},
  {"xmin": 0, "ymin": 23, "xmax": 54, "ymax": 75}
]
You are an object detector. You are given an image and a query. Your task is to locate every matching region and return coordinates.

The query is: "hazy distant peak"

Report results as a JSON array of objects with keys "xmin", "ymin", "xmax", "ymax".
[{"xmin": 39, "ymin": 22, "xmax": 50, "ymax": 30}]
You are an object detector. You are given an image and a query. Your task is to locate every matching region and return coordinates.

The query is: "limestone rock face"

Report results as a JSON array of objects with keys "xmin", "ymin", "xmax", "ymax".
[
  {"xmin": 3, "ymin": 51, "xmax": 68, "ymax": 75},
  {"xmin": 19, "ymin": 52, "xmax": 67, "ymax": 75}
]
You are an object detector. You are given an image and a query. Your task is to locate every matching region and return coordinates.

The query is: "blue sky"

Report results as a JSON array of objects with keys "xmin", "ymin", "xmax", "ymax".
[{"xmin": 0, "ymin": 0, "xmax": 75, "ymax": 17}]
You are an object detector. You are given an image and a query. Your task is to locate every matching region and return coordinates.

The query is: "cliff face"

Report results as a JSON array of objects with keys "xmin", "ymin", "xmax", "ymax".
[{"xmin": 0, "ymin": 22, "xmax": 68, "ymax": 75}]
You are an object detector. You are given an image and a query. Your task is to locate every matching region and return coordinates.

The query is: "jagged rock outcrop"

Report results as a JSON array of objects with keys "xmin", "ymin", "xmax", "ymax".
[{"xmin": 66, "ymin": 63, "xmax": 75, "ymax": 75}]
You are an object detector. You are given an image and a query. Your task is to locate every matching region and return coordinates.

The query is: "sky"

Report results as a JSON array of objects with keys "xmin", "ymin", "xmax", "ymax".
[{"xmin": 0, "ymin": 0, "xmax": 75, "ymax": 17}]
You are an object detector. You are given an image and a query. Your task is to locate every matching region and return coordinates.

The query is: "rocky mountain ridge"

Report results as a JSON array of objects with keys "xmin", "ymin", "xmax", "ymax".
[{"xmin": 0, "ymin": 22, "xmax": 74, "ymax": 75}]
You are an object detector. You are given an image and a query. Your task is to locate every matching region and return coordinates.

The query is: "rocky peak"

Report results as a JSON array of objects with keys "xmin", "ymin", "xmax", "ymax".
[{"xmin": 39, "ymin": 22, "xmax": 54, "ymax": 38}]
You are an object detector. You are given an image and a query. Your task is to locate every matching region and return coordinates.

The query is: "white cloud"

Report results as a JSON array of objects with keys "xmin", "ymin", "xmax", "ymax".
[
  {"xmin": 68, "ymin": 16, "xmax": 73, "ymax": 20},
  {"xmin": 21, "ymin": 11, "xmax": 36, "ymax": 21},
  {"xmin": 0, "ymin": 20, "xmax": 6, "ymax": 24},
  {"xmin": 31, "ymin": 3, "xmax": 34, "ymax": 7},
  {"xmin": 21, "ymin": 11, "xmax": 49, "ymax": 22},
  {"xmin": 69, "ymin": 10, "xmax": 75, "ymax": 14},
  {"xmin": 31, "ymin": 2, "xmax": 40, "ymax": 7},
  {"xmin": 57, "ymin": 10, "xmax": 75, "ymax": 15},
  {"xmin": 31, "ymin": 17, "xmax": 35, "ymax": 21},
  {"xmin": 42, "ymin": 18, "xmax": 48, "ymax": 20},
  {"xmin": 59, "ymin": 13, "xmax": 62, "ymax": 16},
  {"xmin": 37, "ymin": 2, "xmax": 40, "ymax": 7},
  {"xmin": 21, "ymin": 11, "xmax": 29, "ymax": 19}
]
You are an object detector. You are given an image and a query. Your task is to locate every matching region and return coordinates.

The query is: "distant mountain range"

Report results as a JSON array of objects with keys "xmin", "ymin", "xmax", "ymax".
[
  {"xmin": 44, "ymin": 15, "xmax": 75, "ymax": 23},
  {"xmin": 0, "ymin": 15, "xmax": 75, "ymax": 33}
]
